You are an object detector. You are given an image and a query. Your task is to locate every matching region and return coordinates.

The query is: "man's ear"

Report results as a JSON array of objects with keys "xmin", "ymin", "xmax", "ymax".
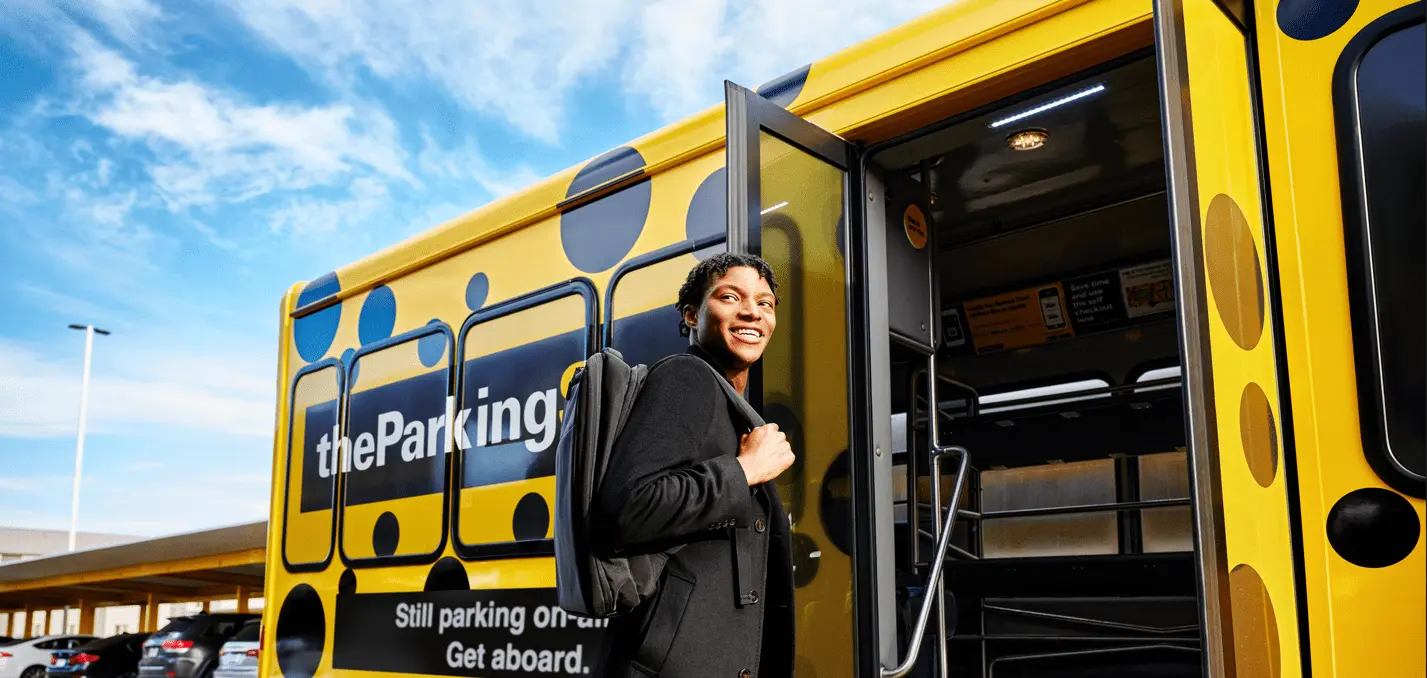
[{"xmin": 681, "ymin": 304, "xmax": 698, "ymax": 331}]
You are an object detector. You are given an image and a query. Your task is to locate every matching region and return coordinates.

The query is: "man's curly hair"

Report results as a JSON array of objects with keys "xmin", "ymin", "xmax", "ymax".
[{"xmin": 675, "ymin": 252, "xmax": 780, "ymax": 337}]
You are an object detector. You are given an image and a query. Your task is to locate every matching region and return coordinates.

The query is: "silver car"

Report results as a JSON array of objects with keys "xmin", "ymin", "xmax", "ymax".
[{"xmin": 210, "ymin": 621, "xmax": 259, "ymax": 678}]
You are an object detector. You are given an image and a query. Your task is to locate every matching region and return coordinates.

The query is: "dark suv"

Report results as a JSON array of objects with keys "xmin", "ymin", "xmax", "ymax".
[{"xmin": 137, "ymin": 614, "xmax": 258, "ymax": 678}]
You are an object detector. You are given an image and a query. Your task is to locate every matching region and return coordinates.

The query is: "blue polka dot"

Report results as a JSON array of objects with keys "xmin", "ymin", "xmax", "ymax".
[
  {"xmin": 341, "ymin": 348, "xmax": 360, "ymax": 387},
  {"xmin": 418, "ymin": 320, "xmax": 447, "ymax": 368},
  {"xmin": 686, "ymin": 167, "xmax": 727, "ymax": 261},
  {"xmin": 757, "ymin": 64, "xmax": 810, "ymax": 108},
  {"xmin": 1277, "ymin": 0, "xmax": 1359, "ymax": 41},
  {"xmin": 358, "ymin": 285, "xmax": 396, "ymax": 345},
  {"xmin": 465, "ymin": 273, "xmax": 489, "ymax": 311},
  {"xmin": 294, "ymin": 272, "xmax": 341, "ymax": 363},
  {"xmin": 561, "ymin": 147, "xmax": 651, "ymax": 273}
]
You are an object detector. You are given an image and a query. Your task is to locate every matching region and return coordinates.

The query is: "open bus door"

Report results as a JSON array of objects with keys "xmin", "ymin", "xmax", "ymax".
[
  {"xmin": 1155, "ymin": 1, "xmax": 1307, "ymax": 676},
  {"xmin": 722, "ymin": 80, "xmax": 880, "ymax": 678},
  {"xmin": 723, "ymin": 81, "xmax": 964, "ymax": 678}
]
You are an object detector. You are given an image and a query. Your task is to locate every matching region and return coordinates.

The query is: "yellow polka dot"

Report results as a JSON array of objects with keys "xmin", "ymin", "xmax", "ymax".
[
  {"xmin": 1230, "ymin": 563, "xmax": 1281, "ymax": 678},
  {"xmin": 1204, "ymin": 194, "xmax": 1265, "ymax": 351},
  {"xmin": 1239, "ymin": 382, "xmax": 1278, "ymax": 488}
]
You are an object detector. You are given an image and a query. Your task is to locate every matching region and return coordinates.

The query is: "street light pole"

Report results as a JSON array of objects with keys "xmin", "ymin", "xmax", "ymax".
[{"xmin": 67, "ymin": 323, "xmax": 110, "ymax": 552}]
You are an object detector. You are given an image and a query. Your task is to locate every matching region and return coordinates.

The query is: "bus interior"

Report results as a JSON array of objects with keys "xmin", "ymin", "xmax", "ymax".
[{"xmin": 869, "ymin": 52, "xmax": 1200, "ymax": 677}]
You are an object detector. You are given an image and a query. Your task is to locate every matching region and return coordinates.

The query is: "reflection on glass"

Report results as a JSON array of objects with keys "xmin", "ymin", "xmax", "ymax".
[
  {"xmin": 285, "ymin": 365, "xmax": 340, "ymax": 566},
  {"xmin": 340, "ymin": 334, "xmax": 450, "ymax": 560},
  {"xmin": 459, "ymin": 295, "xmax": 586, "ymax": 548},
  {"xmin": 756, "ymin": 130, "xmax": 854, "ymax": 670},
  {"xmin": 1354, "ymin": 23, "xmax": 1425, "ymax": 476}
]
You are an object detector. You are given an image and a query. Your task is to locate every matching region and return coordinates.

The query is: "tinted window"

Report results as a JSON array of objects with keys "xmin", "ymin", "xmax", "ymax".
[
  {"xmin": 1339, "ymin": 18, "xmax": 1426, "ymax": 487},
  {"xmin": 231, "ymin": 623, "xmax": 260, "ymax": 643},
  {"xmin": 34, "ymin": 640, "xmax": 58, "ymax": 650},
  {"xmin": 204, "ymin": 622, "xmax": 239, "ymax": 639},
  {"xmin": 154, "ymin": 619, "xmax": 195, "ymax": 636}
]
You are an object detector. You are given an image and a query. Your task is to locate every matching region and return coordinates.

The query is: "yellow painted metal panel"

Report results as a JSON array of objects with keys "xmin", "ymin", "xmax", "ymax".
[
  {"xmin": 1179, "ymin": 1, "xmax": 1304, "ymax": 675},
  {"xmin": 1252, "ymin": 0, "xmax": 1426, "ymax": 676}
]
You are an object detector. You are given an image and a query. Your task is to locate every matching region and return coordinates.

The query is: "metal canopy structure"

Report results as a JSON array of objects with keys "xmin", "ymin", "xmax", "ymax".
[{"xmin": 0, "ymin": 521, "xmax": 267, "ymax": 636}]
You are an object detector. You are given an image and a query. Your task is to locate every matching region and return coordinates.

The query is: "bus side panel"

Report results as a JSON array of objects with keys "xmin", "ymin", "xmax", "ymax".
[{"xmin": 1252, "ymin": 0, "xmax": 1426, "ymax": 676}]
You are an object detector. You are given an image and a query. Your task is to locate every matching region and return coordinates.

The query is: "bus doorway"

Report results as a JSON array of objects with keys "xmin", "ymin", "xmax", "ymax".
[
  {"xmin": 725, "ymin": 49, "xmax": 1211, "ymax": 678},
  {"xmin": 864, "ymin": 52, "xmax": 1201, "ymax": 677}
]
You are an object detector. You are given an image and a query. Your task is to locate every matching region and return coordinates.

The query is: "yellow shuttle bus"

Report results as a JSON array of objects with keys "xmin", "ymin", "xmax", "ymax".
[{"xmin": 261, "ymin": 1, "xmax": 1425, "ymax": 676}]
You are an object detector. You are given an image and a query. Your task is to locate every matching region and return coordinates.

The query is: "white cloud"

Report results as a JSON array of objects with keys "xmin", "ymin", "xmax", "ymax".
[
  {"xmin": 80, "ymin": 0, "xmax": 163, "ymax": 47},
  {"xmin": 227, "ymin": 0, "xmax": 949, "ymax": 140},
  {"xmin": 228, "ymin": 0, "xmax": 640, "ymax": 143},
  {"xmin": 68, "ymin": 33, "xmax": 412, "ymax": 210},
  {"xmin": 267, "ymin": 175, "xmax": 391, "ymax": 240},
  {"xmin": 417, "ymin": 130, "xmax": 545, "ymax": 199},
  {"xmin": 0, "ymin": 339, "xmax": 274, "ymax": 439},
  {"xmin": 0, "ymin": 0, "xmax": 161, "ymax": 51},
  {"xmin": 625, "ymin": 0, "xmax": 948, "ymax": 120}
]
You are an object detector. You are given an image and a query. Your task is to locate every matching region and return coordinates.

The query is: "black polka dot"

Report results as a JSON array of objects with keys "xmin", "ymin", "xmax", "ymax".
[
  {"xmin": 424, "ymin": 557, "xmax": 470, "ymax": 591},
  {"xmin": 337, "ymin": 569, "xmax": 356, "ymax": 595},
  {"xmin": 685, "ymin": 167, "xmax": 727, "ymax": 261},
  {"xmin": 1277, "ymin": 0, "xmax": 1359, "ymax": 41},
  {"xmin": 757, "ymin": 64, "xmax": 811, "ymax": 108},
  {"xmin": 275, "ymin": 584, "xmax": 325, "ymax": 678},
  {"xmin": 372, "ymin": 512, "xmax": 400, "ymax": 557},
  {"xmin": 820, "ymin": 450, "xmax": 854, "ymax": 556},
  {"xmin": 1327, "ymin": 487, "xmax": 1420, "ymax": 568},
  {"xmin": 791, "ymin": 532, "xmax": 821, "ymax": 588},
  {"xmin": 562, "ymin": 147, "xmax": 651, "ymax": 273},
  {"xmin": 512, "ymin": 492, "xmax": 551, "ymax": 541}
]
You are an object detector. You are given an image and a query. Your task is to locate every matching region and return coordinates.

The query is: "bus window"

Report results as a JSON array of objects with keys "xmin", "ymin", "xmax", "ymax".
[
  {"xmin": 339, "ymin": 323, "xmax": 453, "ymax": 565},
  {"xmin": 282, "ymin": 362, "xmax": 341, "ymax": 570},
  {"xmin": 609, "ymin": 256, "xmax": 704, "ymax": 367},
  {"xmin": 455, "ymin": 287, "xmax": 593, "ymax": 558},
  {"xmin": 1336, "ymin": 18, "xmax": 1426, "ymax": 491}
]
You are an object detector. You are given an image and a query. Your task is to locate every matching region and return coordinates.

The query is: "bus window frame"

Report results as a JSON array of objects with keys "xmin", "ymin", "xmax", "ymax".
[
  {"xmin": 602, "ymin": 233, "xmax": 727, "ymax": 348},
  {"xmin": 281, "ymin": 357, "xmax": 345, "ymax": 574},
  {"xmin": 1331, "ymin": 2, "xmax": 1427, "ymax": 498},
  {"xmin": 452, "ymin": 277, "xmax": 599, "ymax": 561},
  {"xmin": 337, "ymin": 321, "xmax": 458, "ymax": 569}
]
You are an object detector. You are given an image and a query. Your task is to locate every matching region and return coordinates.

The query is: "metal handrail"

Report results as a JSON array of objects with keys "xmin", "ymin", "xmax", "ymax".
[{"xmin": 884, "ymin": 444, "xmax": 969, "ymax": 678}]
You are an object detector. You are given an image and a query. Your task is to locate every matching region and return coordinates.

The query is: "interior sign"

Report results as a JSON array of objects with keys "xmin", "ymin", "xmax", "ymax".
[
  {"xmin": 903, "ymin": 203, "xmax": 928, "ymax": 249},
  {"xmin": 334, "ymin": 588, "xmax": 607, "ymax": 676}
]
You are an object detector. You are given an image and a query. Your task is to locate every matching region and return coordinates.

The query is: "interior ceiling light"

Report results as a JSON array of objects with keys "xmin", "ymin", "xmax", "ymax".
[
  {"xmin": 1007, "ymin": 128, "xmax": 1049, "ymax": 151},
  {"xmin": 989, "ymin": 84, "xmax": 1106, "ymax": 128}
]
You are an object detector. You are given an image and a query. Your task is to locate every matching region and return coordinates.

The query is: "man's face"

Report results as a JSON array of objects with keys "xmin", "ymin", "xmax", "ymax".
[{"xmin": 687, "ymin": 266, "xmax": 777, "ymax": 370}]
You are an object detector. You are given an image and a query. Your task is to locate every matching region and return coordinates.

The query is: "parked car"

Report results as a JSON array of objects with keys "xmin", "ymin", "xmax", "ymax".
[
  {"xmin": 209, "ymin": 621, "xmax": 258, "ymax": 678},
  {"xmin": 0, "ymin": 636, "xmax": 98, "ymax": 678},
  {"xmin": 137, "ymin": 615, "xmax": 255, "ymax": 678},
  {"xmin": 47, "ymin": 633, "xmax": 150, "ymax": 678}
]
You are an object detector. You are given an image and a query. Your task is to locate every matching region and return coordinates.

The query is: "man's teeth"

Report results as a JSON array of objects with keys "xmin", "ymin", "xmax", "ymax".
[{"xmin": 735, "ymin": 329, "xmax": 760, "ymax": 338}]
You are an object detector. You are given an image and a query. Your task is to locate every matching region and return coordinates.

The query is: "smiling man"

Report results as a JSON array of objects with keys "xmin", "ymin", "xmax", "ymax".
[{"xmin": 593, "ymin": 253, "xmax": 797, "ymax": 678}]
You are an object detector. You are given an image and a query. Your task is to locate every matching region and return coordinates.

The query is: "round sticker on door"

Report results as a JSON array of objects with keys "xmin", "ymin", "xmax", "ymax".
[{"xmin": 903, "ymin": 203, "xmax": 928, "ymax": 249}]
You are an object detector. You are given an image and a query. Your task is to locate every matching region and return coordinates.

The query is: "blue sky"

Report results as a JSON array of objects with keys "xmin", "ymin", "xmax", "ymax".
[{"xmin": 0, "ymin": 0, "xmax": 943, "ymax": 538}]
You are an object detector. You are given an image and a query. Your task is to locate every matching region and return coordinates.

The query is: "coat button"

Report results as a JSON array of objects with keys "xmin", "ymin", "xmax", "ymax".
[
  {"xmin": 739, "ymin": 670, "xmax": 752, "ymax": 678},
  {"xmin": 755, "ymin": 518, "xmax": 766, "ymax": 533},
  {"xmin": 747, "ymin": 590, "xmax": 759, "ymax": 603}
]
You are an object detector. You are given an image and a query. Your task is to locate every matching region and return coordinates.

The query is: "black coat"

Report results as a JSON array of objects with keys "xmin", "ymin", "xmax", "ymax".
[{"xmin": 592, "ymin": 345, "xmax": 795, "ymax": 678}]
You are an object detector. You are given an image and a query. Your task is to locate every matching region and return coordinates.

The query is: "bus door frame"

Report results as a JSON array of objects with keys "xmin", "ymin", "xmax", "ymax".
[{"xmin": 724, "ymin": 80, "xmax": 897, "ymax": 678}]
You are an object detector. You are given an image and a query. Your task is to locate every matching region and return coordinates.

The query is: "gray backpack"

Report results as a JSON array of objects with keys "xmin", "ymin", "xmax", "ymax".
[{"xmin": 553, "ymin": 348, "xmax": 763, "ymax": 618}]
